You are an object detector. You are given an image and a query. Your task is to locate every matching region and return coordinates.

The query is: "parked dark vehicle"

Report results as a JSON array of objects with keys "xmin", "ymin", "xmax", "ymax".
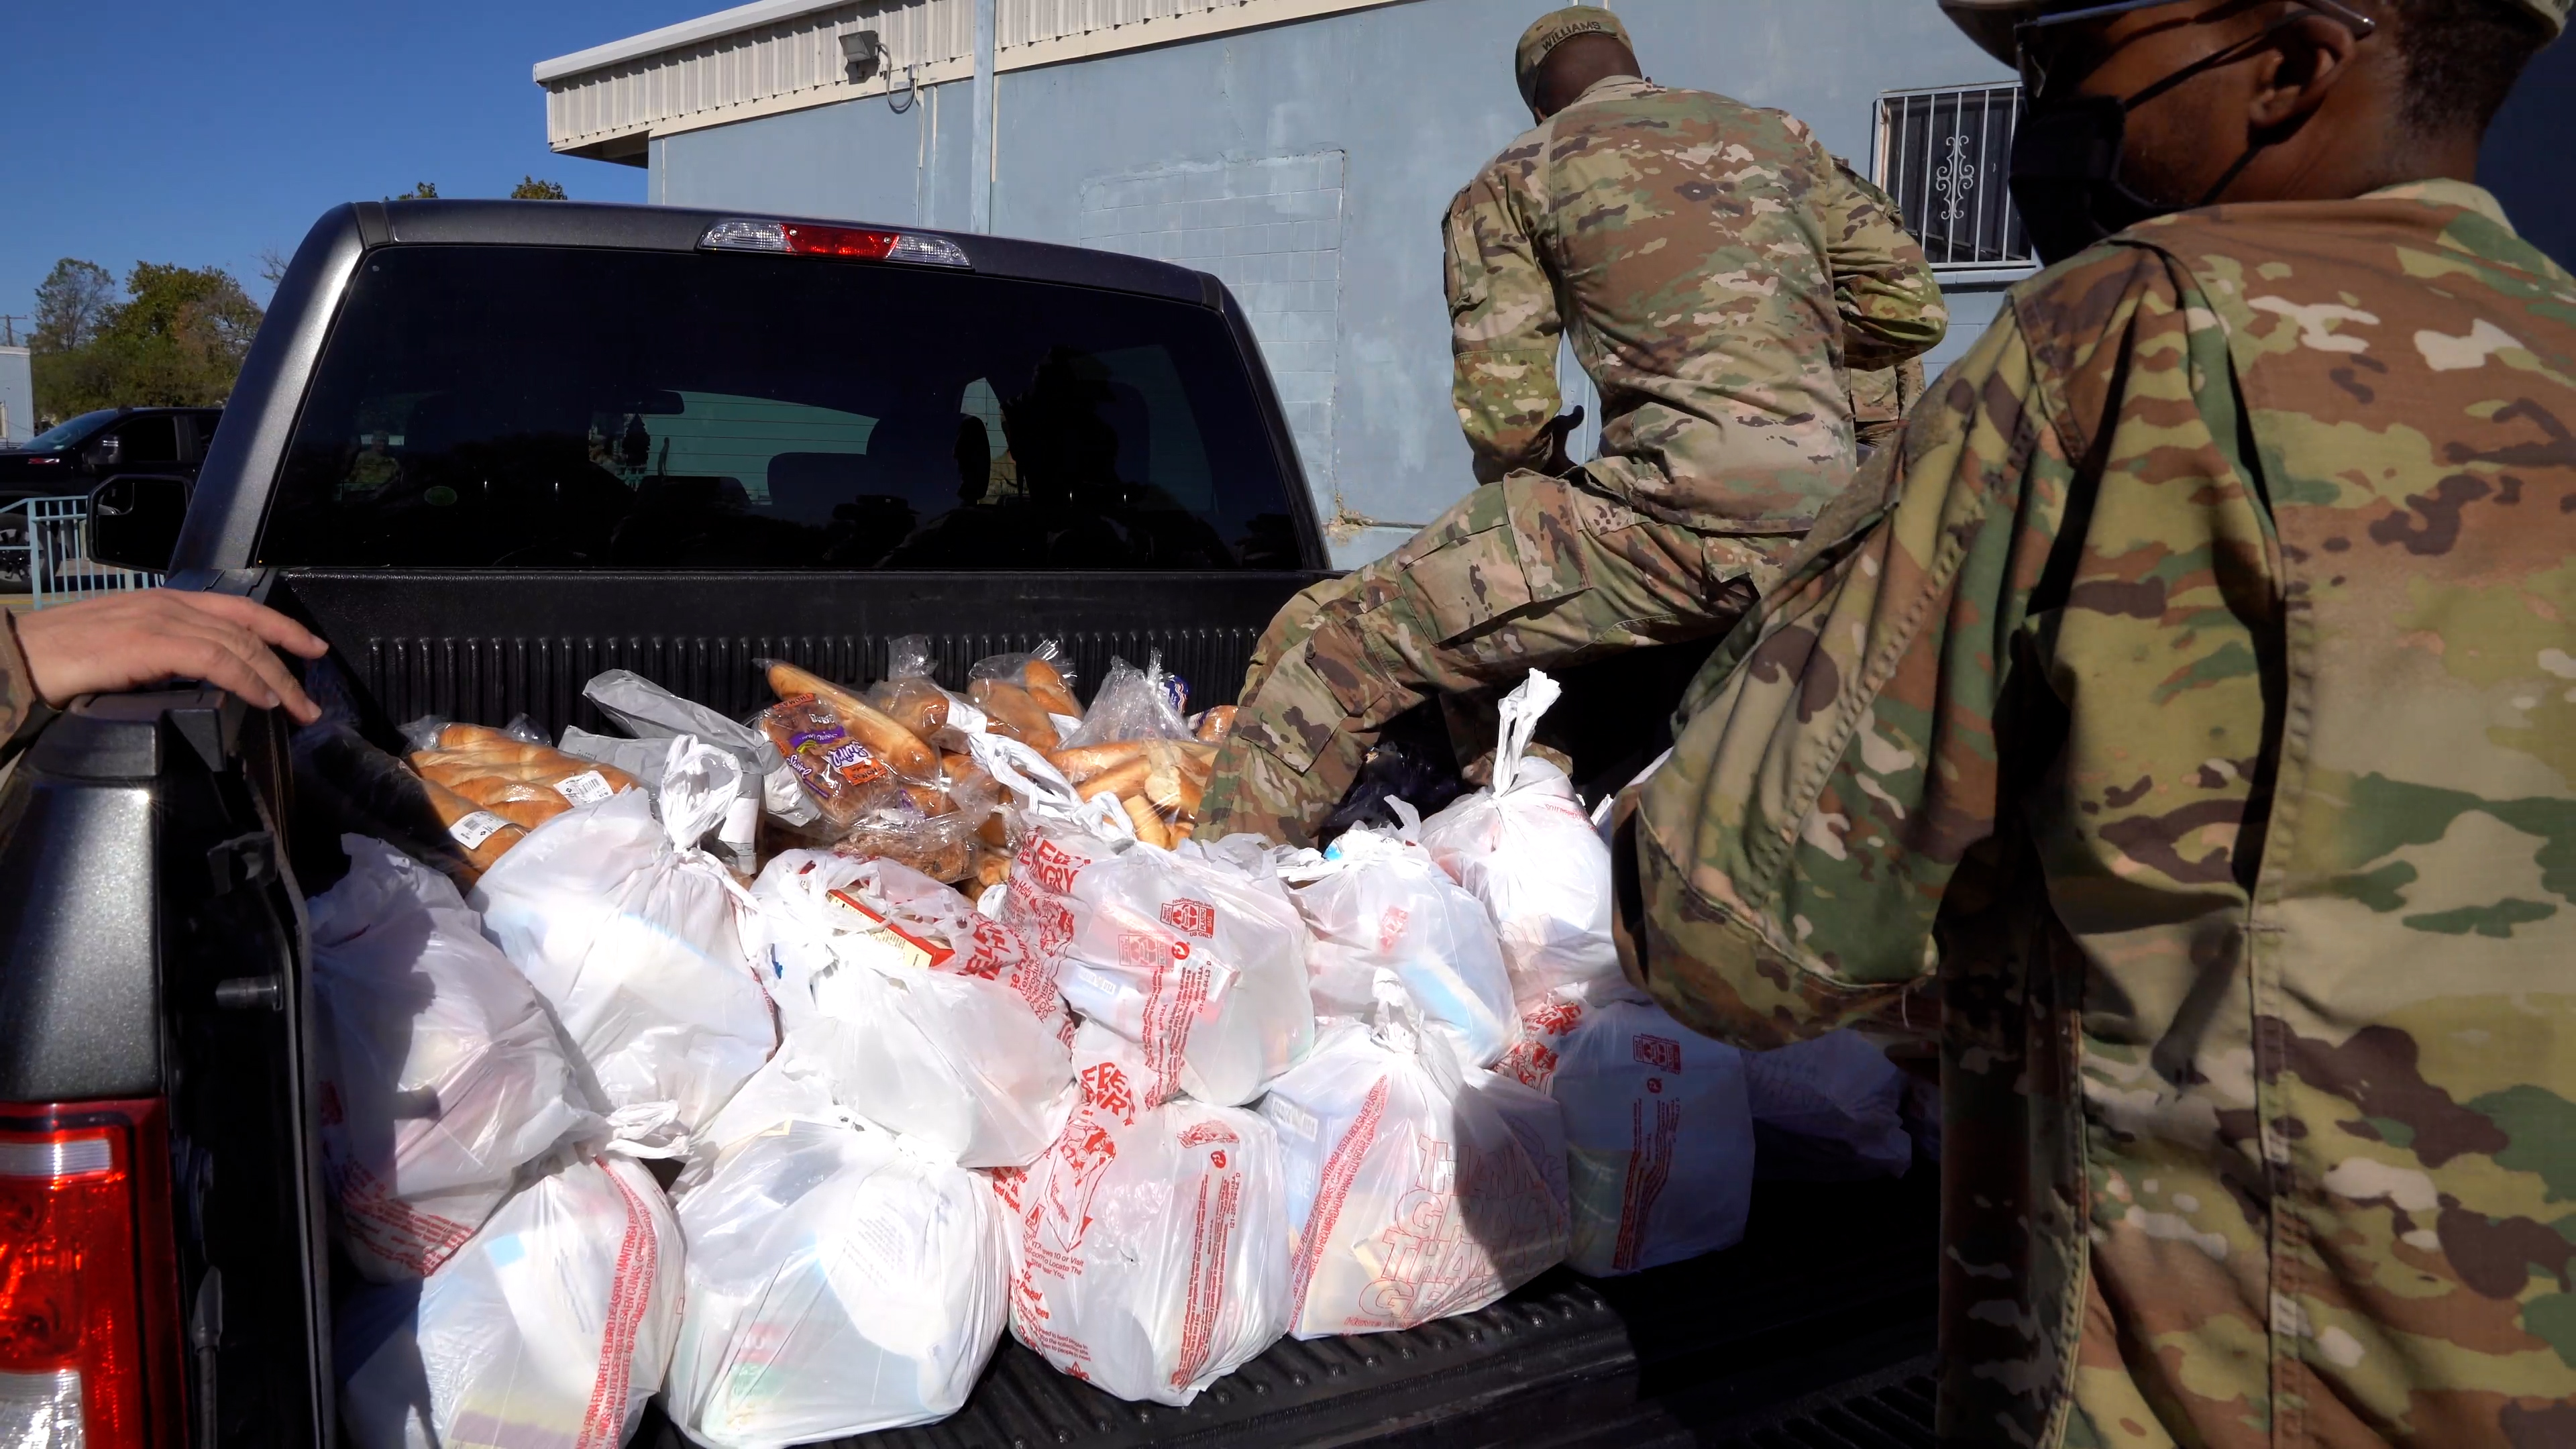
[
  {"xmin": 0, "ymin": 200, "xmax": 1933, "ymax": 1449},
  {"xmin": 0, "ymin": 407, "xmax": 221, "ymax": 575}
]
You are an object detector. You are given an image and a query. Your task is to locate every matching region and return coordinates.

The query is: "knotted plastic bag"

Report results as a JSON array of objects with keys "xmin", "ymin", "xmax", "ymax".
[
  {"xmin": 1279, "ymin": 814, "xmax": 1519, "ymax": 1068},
  {"xmin": 1496, "ymin": 985, "xmax": 1754, "ymax": 1276},
  {"xmin": 1262, "ymin": 979, "xmax": 1566, "ymax": 1338},
  {"xmin": 663, "ymin": 1117, "xmax": 1012, "ymax": 1446},
  {"xmin": 1047, "ymin": 830, "xmax": 1315, "ymax": 1108},
  {"xmin": 582, "ymin": 667, "xmax": 816, "ymax": 828},
  {"xmin": 337, "ymin": 1153, "xmax": 682, "ymax": 1449},
  {"xmin": 1744, "ymin": 1029, "xmax": 1913, "ymax": 1181},
  {"xmin": 1417, "ymin": 672, "xmax": 1620, "ymax": 1008},
  {"xmin": 472, "ymin": 737, "xmax": 777, "ymax": 1149},
  {"xmin": 1001, "ymin": 1025, "xmax": 1290, "ymax": 1406},
  {"xmin": 752, "ymin": 850, "xmax": 1074, "ymax": 1168},
  {"xmin": 309, "ymin": 835, "xmax": 598, "ymax": 1283}
]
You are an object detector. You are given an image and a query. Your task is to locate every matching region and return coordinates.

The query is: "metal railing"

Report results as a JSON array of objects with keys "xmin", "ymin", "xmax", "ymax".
[
  {"xmin": 0, "ymin": 495, "xmax": 164, "ymax": 609},
  {"xmin": 1872, "ymin": 83, "xmax": 2037, "ymax": 272}
]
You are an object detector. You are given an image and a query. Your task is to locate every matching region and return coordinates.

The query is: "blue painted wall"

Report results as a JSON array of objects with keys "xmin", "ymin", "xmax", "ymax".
[
  {"xmin": 2481, "ymin": 36, "xmax": 2576, "ymax": 271},
  {"xmin": 654, "ymin": 0, "xmax": 2013, "ymax": 562}
]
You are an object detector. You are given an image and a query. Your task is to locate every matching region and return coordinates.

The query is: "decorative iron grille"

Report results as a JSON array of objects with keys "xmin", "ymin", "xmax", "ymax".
[{"xmin": 1874, "ymin": 83, "xmax": 2035, "ymax": 270}]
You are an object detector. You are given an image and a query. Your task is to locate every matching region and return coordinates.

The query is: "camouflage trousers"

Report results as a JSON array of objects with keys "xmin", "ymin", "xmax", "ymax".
[{"xmin": 1199, "ymin": 469, "xmax": 1798, "ymax": 847}]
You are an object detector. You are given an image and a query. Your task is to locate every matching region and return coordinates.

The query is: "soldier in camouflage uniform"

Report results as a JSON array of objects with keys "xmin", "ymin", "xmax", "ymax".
[
  {"xmin": 1839, "ymin": 162, "xmax": 1934, "ymax": 457},
  {"xmin": 1624, "ymin": 0, "xmax": 2576, "ymax": 1443},
  {"xmin": 1197, "ymin": 5, "xmax": 1947, "ymax": 845},
  {"xmin": 1849, "ymin": 355, "xmax": 1926, "ymax": 455},
  {"xmin": 0, "ymin": 590, "xmax": 325, "ymax": 747}
]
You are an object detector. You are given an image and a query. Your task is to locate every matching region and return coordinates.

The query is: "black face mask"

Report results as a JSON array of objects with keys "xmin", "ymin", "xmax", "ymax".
[
  {"xmin": 2006, "ymin": 14, "xmax": 2317, "ymax": 266},
  {"xmin": 2007, "ymin": 94, "xmax": 2163, "ymax": 266}
]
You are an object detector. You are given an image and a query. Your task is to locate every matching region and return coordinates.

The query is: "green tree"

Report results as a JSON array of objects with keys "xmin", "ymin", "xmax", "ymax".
[
  {"xmin": 510, "ymin": 176, "xmax": 568, "ymax": 200},
  {"xmin": 390, "ymin": 182, "xmax": 439, "ymax": 200},
  {"xmin": 32, "ymin": 259, "xmax": 115, "ymax": 352},
  {"xmin": 30, "ymin": 261, "xmax": 265, "ymax": 416}
]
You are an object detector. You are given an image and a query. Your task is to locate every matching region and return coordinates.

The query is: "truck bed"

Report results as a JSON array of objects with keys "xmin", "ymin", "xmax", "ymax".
[
  {"xmin": 634, "ymin": 1171, "xmax": 1937, "ymax": 1449},
  {"xmin": 1, "ymin": 197, "xmax": 1944, "ymax": 1449}
]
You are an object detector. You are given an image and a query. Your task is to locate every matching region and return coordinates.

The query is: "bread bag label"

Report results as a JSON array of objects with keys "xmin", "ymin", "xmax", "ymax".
[{"xmin": 447, "ymin": 811, "xmax": 511, "ymax": 849}]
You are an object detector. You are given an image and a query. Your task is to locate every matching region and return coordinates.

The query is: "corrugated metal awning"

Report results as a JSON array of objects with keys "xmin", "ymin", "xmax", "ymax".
[{"xmin": 535, "ymin": 0, "xmax": 1410, "ymax": 164}]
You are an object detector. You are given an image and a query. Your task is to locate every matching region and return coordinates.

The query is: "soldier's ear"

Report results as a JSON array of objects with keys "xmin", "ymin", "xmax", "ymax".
[{"xmin": 2247, "ymin": 10, "xmax": 2364, "ymax": 131}]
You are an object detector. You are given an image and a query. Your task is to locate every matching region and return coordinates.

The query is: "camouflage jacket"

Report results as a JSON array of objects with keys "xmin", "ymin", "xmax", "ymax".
[
  {"xmin": 1848, "ymin": 356, "xmax": 1925, "ymax": 454},
  {"xmin": 1442, "ymin": 76, "xmax": 1947, "ymax": 532},
  {"xmin": 0, "ymin": 612, "xmax": 32, "ymax": 743},
  {"xmin": 1631, "ymin": 181, "xmax": 2576, "ymax": 1446}
]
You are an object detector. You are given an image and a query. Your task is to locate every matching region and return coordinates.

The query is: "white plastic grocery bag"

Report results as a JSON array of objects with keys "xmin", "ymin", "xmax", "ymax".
[
  {"xmin": 309, "ymin": 835, "xmax": 598, "ymax": 1283},
  {"xmin": 751, "ymin": 851, "xmax": 1073, "ymax": 1168},
  {"xmin": 673, "ymin": 1036, "xmax": 861, "ymax": 1197},
  {"xmin": 581, "ymin": 667, "xmax": 818, "ymax": 828},
  {"xmin": 1000, "ymin": 1025, "xmax": 1291, "ymax": 1406},
  {"xmin": 1050, "ymin": 838, "xmax": 1316, "ymax": 1107},
  {"xmin": 338, "ymin": 1154, "xmax": 682, "ymax": 1449},
  {"xmin": 756, "ymin": 849, "xmax": 1065, "ymax": 1030},
  {"xmin": 1418, "ymin": 672, "xmax": 1620, "ymax": 1008},
  {"xmin": 472, "ymin": 738, "xmax": 777, "ymax": 1148},
  {"xmin": 1496, "ymin": 987, "xmax": 1754, "ymax": 1277},
  {"xmin": 1744, "ymin": 1029, "xmax": 1912, "ymax": 1181},
  {"xmin": 1262, "ymin": 983, "xmax": 1566, "ymax": 1338},
  {"xmin": 1280, "ymin": 821, "xmax": 1519, "ymax": 1068},
  {"xmin": 663, "ymin": 1118, "xmax": 1012, "ymax": 1447}
]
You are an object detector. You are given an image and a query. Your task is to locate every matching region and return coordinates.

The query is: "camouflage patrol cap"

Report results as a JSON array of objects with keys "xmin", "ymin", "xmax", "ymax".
[
  {"xmin": 1940, "ymin": 0, "xmax": 2567, "ymax": 66},
  {"xmin": 1515, "ymin": 5, "xmax": 1635, "ymax": 107}
]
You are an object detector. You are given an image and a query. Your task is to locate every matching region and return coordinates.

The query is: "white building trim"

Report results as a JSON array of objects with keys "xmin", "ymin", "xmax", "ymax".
[{"xmin": 537, "ymin": 0, "xmax": 1410, "ymax": 162}]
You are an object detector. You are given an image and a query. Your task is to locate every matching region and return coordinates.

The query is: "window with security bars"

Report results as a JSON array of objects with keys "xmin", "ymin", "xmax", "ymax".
[{"xmin": 1874, "ymin": 83, "xmax": 2036, "ymax": 270}]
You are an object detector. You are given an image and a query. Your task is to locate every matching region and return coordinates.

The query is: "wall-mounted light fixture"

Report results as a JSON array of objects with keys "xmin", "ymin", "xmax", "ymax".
[{"xmin": 840, "ymin": 29, "xmax": 885, "ymax": 83}]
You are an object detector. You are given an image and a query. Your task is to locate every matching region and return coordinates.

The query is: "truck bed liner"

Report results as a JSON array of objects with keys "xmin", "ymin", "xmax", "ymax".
[
  {"xmin": 273, "ymin": 570, "xmax": 1328, "ymax": 741},
  {"xmin": 634, "ymin": 1170, "xmax": 1936, "ymax": 1449}
]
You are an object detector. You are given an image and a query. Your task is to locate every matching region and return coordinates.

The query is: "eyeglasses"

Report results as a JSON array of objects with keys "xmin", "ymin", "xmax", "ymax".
[{"xmin": 2012, "ymin": 0, "xmax": 2376, "ymax": 99}]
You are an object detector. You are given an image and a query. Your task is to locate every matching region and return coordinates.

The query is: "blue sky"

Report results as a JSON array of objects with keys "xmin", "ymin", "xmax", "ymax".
[
  {"xmin": 0, "ymin": 1, "xmax": 709, "ymax": 335},
  {"xmin": 5, "ymin": 2, "xmax": 2569, "ymax": 344}
]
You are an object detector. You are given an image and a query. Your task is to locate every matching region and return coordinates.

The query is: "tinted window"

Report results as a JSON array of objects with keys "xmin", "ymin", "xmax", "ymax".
[
  {"xmin": 24, "ymin": 411, "xmax": 115, "ymax": 453},
  {"xmin": 260, "ymin": 246, "xmax": 1304, "ymax": 570},
  {"xmin": 113, "ymin": 415, "xmax": 181, "ymax": 465}
]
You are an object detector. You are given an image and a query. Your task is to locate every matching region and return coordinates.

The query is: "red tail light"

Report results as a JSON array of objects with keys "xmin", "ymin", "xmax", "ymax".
[{"xmin": 0, "ymin": 1101, "xmax": 181, "ymax": 1448}]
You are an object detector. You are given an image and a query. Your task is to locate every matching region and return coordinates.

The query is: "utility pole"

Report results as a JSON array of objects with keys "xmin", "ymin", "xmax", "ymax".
[{"xmin": 0, "ymin": 316, "xmax": 23, "ymax": 347}]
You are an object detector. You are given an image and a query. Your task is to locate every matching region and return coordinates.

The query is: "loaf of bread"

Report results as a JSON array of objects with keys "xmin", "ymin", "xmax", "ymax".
[
  {"xmin": 1193, "ymin": 705, "xmax": 1238, "ymax": 744},
  {"xmin": 1120, "ymin": 794, "xmax": 1172, "ymax": 849},
  {"xmin": 868, "ymin": 677, "xmax": 951, "ymax": 740},
  {"xmin": 1046, "ymin": 740, "xmax": 1148, "ymax": 784},
  {"xmin": 409, "ymin": 731, "xmax": 641, "ymax": 837},
  {"xmin": 1075, "ymin": 756, "xmax": 1152, "ymax": 804},
  {"xmin": 760, "ymin": 694, "xmax": 902, "ymax": 828},
  {"xmin": 417, "ymin": 777, "xmax": 527, "ymax": 881},
  {"xmin": 434, "ymin": 722, "xmax": 526, "ymax": 753},
  {"xmin": 768, "ymin": 661, "xmax": 939, "ymax": 779},
  {"xmin": 967, "ymin": 680, "xmax": 1061, "ymax": 753},
  {"xmin": 1021, "ymin": 657, "xmax": 1081, "ymax": 719},
  {"xmin": 1144, "ymin": 753, "xmax": 1205, "ymax": 820}
]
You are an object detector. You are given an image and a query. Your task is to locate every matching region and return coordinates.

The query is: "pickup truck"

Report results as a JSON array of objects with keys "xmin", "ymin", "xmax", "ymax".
[
  {"xmin": 0, "ymin": 407, "xmax": 224, "ymax": 575},
  {"xmin": 0, "ymin": 199, "xmax": 1935, "ymax": 1449}
]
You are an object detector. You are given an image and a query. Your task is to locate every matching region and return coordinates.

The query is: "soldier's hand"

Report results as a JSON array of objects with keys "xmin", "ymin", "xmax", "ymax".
[{"xmin": 16, "ymin": 589, "xmax": 331, "ymax": 724}]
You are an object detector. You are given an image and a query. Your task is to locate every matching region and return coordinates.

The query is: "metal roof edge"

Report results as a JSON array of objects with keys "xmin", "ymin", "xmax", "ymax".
[{"xmin": 532, "ymin": 0, "xmax": 853, "ymax": 84}]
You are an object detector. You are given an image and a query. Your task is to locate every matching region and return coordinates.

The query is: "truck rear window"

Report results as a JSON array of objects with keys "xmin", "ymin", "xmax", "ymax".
[{"xmin": 258, "ymin": 246, "xmax": 1305, "ymax": 570}]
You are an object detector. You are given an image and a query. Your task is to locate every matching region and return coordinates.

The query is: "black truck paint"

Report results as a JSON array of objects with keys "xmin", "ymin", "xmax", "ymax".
[{"xmin": 0, "ymin": 199, "xmax": 1933, "ymax": 1448}]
